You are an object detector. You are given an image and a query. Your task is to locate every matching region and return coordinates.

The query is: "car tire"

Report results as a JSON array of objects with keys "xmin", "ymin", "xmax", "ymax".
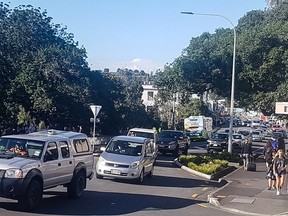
[
  {"xmin": 67, "ymin": 171, "xmax": 86, "ymax": 199},
  {"xmin": 96, "ymin": 172, "xmax": 103, "ymax": 179},
  {"xmin": 18, "ymin": 179, "xmax": 43, "ymax": 211}
]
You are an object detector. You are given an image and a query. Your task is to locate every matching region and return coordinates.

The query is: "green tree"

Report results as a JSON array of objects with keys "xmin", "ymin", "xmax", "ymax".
[{"xmin": 266, "ymin": 0, "xmax": 287, "ymax": 7}]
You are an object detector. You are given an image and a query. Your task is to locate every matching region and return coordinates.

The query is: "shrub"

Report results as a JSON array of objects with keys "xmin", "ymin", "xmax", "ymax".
[{"xmin": 179, "ymin": 154, "xmax": 229, "ymax": 175}]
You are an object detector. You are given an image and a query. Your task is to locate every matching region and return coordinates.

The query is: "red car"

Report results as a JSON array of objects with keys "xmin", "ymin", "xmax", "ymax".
[{"xmin": 272, "ymin": 124, "xmax": 283, "ymax": 132}]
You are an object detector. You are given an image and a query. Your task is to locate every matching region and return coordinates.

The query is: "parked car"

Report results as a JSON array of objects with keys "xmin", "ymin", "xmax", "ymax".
[
  {"xmin": 252, "ymin": 130, "xmax": 262, "ymax": 142},
  {"xmin": 206, "ymin": 133, "xmax": 228, "ymax": 153},
  {"xmin": 96, "ymin": 136, "xmax": 156, "ymax": 184},
  {"xmin": 156, "ymin": 130, "xmax": 189, "ymax": 156}
]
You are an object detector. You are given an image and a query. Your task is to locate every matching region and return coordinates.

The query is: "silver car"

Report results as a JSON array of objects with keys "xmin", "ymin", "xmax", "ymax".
[
  {"xmin": 252, "ymin": 131, "xmax": 262, "ymax": 142},
  {"xmin": 96, "ymin": 136, "xmax": 156, "ymax": 184}
]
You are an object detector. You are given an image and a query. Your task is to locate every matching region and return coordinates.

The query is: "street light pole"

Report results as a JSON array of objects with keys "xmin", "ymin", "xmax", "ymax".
[{"xmin": 181, "ymin": 11, "xmax": 236, "ymax": 153}]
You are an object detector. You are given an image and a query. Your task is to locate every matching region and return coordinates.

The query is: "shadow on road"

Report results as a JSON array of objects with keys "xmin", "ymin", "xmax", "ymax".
[{"xmin": 0, "ymin": 190, "xmax": 205, "ymax": 215}]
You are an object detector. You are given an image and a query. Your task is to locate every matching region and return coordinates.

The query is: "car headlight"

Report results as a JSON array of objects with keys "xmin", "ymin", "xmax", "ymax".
[
  {"xmin": 97, "ymin": 156, "xmax": 106, "ymax": 165},
  {"xmin": 129, "ymin": 161, "xmax": 140, "ymax": 169},
  {"xmin": 5, "ymin": 169, "xmax": 23, "ymax": 178}
]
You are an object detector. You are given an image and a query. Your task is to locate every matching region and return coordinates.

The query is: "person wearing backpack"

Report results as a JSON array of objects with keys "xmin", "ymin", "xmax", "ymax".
[{"xmin": 271, "ymin": 138, "xmax": 278, "ymax": 152}]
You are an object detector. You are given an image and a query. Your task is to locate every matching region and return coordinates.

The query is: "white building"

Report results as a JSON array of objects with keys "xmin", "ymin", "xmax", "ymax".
[{"xmin": 142, "ymin": 83, "xmax": 158, "ymax": 110}]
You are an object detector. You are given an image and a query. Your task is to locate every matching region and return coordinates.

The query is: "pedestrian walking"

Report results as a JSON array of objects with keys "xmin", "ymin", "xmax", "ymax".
[
  {"xmin": 271, "ymin": 138, "xmax": 278, "ymax": 152},
  {"xmin": 263, "ymin": 140, "xmax": 273, "ymax": 168},
  {"xmin": 273, "ymin": 149, "xmax": 287, "ymax": 195},
  {"xmin": 277, "ymin": 137, "xmax": 285, "ymax": 152},
  {"xmin": 241, "ymin": 139, "xmax": 252, "ymax": 171},
  {"xmin": 266, "ymin": 151, "xmax": 276, "ymax": 190}
]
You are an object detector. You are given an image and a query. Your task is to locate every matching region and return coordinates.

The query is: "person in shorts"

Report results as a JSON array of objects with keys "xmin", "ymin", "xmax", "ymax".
[{"xmin": 273, "ymin": 149, "xmax": 287, "ymax": 195}]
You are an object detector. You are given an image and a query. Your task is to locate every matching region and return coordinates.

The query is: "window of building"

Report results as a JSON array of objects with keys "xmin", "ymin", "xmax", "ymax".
[{"xmin": 147, "ymin": 91, "xmax": 154, "ymax": 101}]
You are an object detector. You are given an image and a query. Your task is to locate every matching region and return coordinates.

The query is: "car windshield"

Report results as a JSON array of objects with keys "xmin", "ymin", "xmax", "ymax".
[
  {"xmin": 239, "ymin": 131, "xmax": 250, "ymax": 136},
  {"xmin": 233, "ymin": 135, "xmax": 242, "ymax": 139},
  {"xmin": 159, "ymin": 131, "xmax": 182, "ymax": 139},
  {"xmin": 128, "ymin": 131, "xmax": 154, "ymax": 139},
  {"xmin": 0, "ymin": 138, "xmax": 45, "ymax": 159},
  {"xmin": 272, "ymin": 133, "xmax": 282, "ymax": 138},
  {"xmin": 252, "ymin": 131, "xmax": 260, "ymax": 135},
  {"xmin": 213, "ymin": 133, "xmax": 228, "ymax": 139},
  {"xmin": 105, "ymin": 139, "xmax": 143, "ymax": 156}
]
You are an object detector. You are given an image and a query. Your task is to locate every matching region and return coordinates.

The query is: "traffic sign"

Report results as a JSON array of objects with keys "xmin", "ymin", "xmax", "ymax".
[{"xmin": 90, "ymin": 105, "xmax": 102, "ymax": 117}]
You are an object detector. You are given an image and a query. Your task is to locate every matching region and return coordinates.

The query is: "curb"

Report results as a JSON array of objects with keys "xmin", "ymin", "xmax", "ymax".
[
  {"xmin": 207, "ymin": 165, "xmax": 282, "ymax": 216},
  {"xmin": 175, "ymin": 158, "xmax": 284, "ymax": 215},
  {"xmin": 174, "ymin": 159, "xmax": 211, "ymax": 180},
  {"xmin": 207, "ymin": 164, "xmax": 242, "ymax": 203},
  {"xmin": 174, "ymin": 158, "xmax": 237, "ymax": 181}
]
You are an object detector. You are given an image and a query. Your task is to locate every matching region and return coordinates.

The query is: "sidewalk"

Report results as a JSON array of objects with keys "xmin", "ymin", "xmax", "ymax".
[{"xmin": 208, "ymin": 158, "xmax": 288, "ymax": 216}]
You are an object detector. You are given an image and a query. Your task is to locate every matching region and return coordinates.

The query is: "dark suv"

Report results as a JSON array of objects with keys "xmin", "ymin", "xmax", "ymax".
[
  {"xmin": 157, "ymin": 130, "xmax": 189, "ymax": 156},
  {"xmin": 206, "ymin": 132, "xmax": 228, "ymax": 153}
]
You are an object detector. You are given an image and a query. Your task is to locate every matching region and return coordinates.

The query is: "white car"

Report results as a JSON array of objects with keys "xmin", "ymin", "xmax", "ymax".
[
  {"xmin": 252, "ymin": 131, "xmax": 262, "ymax": 142},
  {"xmin": 232, "ymin": 133, "xmax": 244, "ymax": 147},
  {"xmin": 96, "ymin": 136, "xmax": 156, "ymax": 184}
]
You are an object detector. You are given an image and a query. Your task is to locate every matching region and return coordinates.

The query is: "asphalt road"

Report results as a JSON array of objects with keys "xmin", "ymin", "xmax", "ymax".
[
  {"xmin": 0, "ymin": 154, "xmax": 242, "ymax": 216},
  {"xmin": 0, "ymin": 126, "xmax": 268, "ymax": 216}
]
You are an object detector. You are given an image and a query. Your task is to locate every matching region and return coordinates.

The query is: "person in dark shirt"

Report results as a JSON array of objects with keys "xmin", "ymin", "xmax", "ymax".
[
  {"xmin": 277, "ymin": 137, "xmax": 285, "ymax": 152},
  {"xmin": 241, "ymin": 139, "xmax": 252, "ymax": 171},
  {"xmin": 263, "ymin": 140, "xmax": 273, "ymax": 168},
  {"xmin": 273, "ymin": 149, "xmax": 286, "ymax": 195}
]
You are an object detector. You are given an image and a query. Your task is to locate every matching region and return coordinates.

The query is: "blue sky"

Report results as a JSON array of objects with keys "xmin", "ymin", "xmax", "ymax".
[{"xmin": 6, "ymin": 0, "xmax": 267, "ymax": 72}]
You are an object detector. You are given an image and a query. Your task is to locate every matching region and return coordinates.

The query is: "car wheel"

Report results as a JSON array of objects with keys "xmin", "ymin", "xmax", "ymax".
[
  {"xmin": 67, "ymin": 171, "xmax": 86, "ymax": 199},
  {"xmin": 173, "ymin": 146, "xmax": 179, "ymax": 157},
  {"xmin": 136, "ymin": 169, "xmax": 144, "ymax": 184},
  {"xmin": 96, "ymin": 172, "xmax": 103, "ymax": 179},
  {"xmin": 147, "ymin": 166, "xmax": 154, "ymax": 178},
  {"xmin": 18, "ymin": 179, "xmax": 43, "ymax": 211}
]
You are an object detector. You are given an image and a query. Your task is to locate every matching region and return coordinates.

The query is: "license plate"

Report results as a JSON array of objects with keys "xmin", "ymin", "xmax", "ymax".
[
  {"xmin": 213, "ymin": 144, "xmax": 218, "ymax": 146},
  {"xmin": 159, "ymin": 145, "xmax": 164, "ymax": 147},
  {"xmin": 111, "ymin": 169, "xmax": 121, "ymax": 175}
]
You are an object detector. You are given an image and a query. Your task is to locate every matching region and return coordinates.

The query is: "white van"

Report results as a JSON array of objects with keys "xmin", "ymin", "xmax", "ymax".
[
  {"xmin": 127, "ymin": 128, "xmax": 158, "ymax": 153},
  {"xmin": 251, "ymin": 119, "xmax": 260, "ymax": 128}
]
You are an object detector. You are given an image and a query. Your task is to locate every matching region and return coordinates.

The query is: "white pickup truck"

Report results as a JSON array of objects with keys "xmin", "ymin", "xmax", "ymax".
[{"xmin": 0, "ymin": 129, "xmax": 94, "ymax": 210}]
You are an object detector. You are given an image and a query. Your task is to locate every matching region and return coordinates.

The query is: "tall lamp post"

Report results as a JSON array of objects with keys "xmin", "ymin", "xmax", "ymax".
[{"xmin": 181, "ymin": 11, "xmax": 236, "ymax": 153}]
